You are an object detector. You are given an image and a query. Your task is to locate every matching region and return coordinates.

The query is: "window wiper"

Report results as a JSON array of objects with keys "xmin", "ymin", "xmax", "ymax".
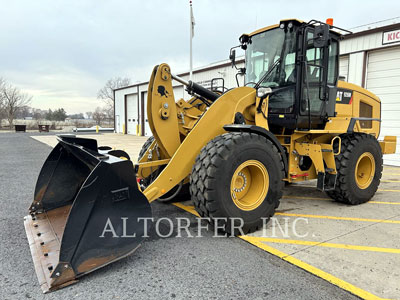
[{"xmin": 254, "ymin": 58, "xmax": 281, "ymax": 89}]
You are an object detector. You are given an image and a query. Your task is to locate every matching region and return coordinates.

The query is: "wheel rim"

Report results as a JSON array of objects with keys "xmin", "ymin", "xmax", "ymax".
[
  {"xmin": 230, "ymin": 160, "xmax": 269, "ymax": 211},
  {"xmin": 354, "ymin": 152, "xmax": 375, "ymax": 189}
]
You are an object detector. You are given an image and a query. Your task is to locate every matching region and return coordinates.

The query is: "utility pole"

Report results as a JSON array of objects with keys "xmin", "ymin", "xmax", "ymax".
[{"xmin": 189, "ymin": 0, "xmax": 195, "ymax": 81}]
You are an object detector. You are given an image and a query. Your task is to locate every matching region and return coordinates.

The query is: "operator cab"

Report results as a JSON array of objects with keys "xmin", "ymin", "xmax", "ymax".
[{"xmin": 231, "ymin": 19, "xmax": 345, "ymax": 131}]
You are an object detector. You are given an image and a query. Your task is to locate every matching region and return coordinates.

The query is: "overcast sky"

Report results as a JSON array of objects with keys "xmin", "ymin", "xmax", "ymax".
[{"xmin": 1, "ymin": 0, "xmax": 399, "ymax": 114}]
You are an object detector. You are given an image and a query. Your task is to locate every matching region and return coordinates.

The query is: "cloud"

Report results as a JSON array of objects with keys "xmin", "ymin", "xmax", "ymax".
[{"xmin": 0, "ymin": 0, "xmax": 399, "ymax": 113}]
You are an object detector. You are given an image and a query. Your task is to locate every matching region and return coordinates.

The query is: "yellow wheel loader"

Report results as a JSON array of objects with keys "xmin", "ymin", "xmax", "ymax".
[{"xmin": 24, "ymin": 19, "xmax": 397, "ymax": 292}]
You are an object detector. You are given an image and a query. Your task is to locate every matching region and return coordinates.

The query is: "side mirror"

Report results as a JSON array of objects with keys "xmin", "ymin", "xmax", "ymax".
[
  {"xmin": 313, "ymin": 24, "xmax": 330, "ymax": 48},
  {"xmin": 229, "ymin": 49, "xmax": 236, "ymax": 67},
  {"xmin": 256, "ymin": 87, "xmax": 272, "ymax": 99}
]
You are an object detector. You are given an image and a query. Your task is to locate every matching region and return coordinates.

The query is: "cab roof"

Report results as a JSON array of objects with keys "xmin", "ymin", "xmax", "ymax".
[
  {"xmin": 247, "ymin": 19, "xmax": 304, "ymax": 37},
  {"xmin": 245, "ymin": 19, "xmax": 345, "ymax": 38}
]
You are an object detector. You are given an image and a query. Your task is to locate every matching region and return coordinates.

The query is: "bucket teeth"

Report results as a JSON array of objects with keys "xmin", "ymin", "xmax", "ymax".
[{"xmin": 24, "ymin": 206, "xmax": 74, "ymax": 293}]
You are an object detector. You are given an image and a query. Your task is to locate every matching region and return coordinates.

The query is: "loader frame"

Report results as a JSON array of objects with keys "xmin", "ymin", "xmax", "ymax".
[{"xmin": 24, "ymin": 18, "xmax": 397, "ymax": 293}]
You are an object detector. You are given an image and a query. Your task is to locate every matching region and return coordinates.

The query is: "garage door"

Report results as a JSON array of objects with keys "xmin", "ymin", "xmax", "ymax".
[
  {"xmin": 173, "ymin": 85, "xmax": 185, "ymax": 100},
  {"xmin": 366, "ymin": 46, "xmax": 400, "ymax": 165},
  {"xmin": 339, "ymin": 55, "xmax": 349, "ymax": 81},
  {"xmin": 140, "ymin": 92, "xmax": 152, "ymax": 136},
  {"xmin": 138, "ymin": 86, "xmax": 184, "ymax": 137},
  {"xmin": 126, "ymin": 94, "xmax": 139, "ymax": 135}
]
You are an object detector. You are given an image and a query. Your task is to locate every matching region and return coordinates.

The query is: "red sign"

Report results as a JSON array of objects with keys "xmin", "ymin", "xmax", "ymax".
[{"xmin": 383, "ymin": 29, "xmax": 400, "ymax": 45}]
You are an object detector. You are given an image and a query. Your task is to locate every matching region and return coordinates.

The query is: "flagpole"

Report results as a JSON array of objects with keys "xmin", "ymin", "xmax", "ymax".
[{"xmin": 189, "ymin": 0, "xmax": 193, "ymax": 81}]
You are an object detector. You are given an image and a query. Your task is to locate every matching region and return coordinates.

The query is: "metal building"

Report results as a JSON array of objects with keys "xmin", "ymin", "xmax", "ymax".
[
  {"xmin": 114, "ymin": 58, "xmax": 244, "ymax": 136},
  {"xmin": 339, "ymin": 18, "xmax": 400, "ymax": 165},
  {"xmin": 114, "ymin": 18, "xmax": 400, "ymax": 164}
]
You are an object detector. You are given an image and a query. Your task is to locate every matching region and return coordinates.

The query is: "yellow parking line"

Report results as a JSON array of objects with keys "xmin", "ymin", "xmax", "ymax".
[
  {"xmin": 370, "ymin": 201, "xmax": 400, "ymax": 205},
  {"xmin": 240, "ymin": 236, "xmax": 384, "ymax": 300},
  {"xmin": 283, "ymin": 195, "xmax": 330, "ymax": 201},
  {"xmin": 173, "ymin": 202, "xmax": 200, "ymax": 217},
  {"xmin": 282, "ymin": 195, "xmax": 400, "ymax": 205},
  {"xmin": 275, "ymin": 212, "xmax": 400, "ymax": 224},
  {"xmin": 174, "ymin": 201, "xmax": 400, "ymax": 224},
  {"xmin": 294, "ymin": 185, "xmax": 400, "ymax": 192},
  {"xmin": 175, "ymin": 200, "xmax": 400, "ymax": 219},
  {"xmin": 381, "ymin": 180, "xmax": 400, "ymax": 183},
  {"xmin": 383, "ymin": 173, "xmax": 400, "ymax": 176},
  {"xmin": 173, "ymin": 203, "xmax": 389, "ymax": 299},
  {"xmin": 247, "ymin": 237, "xmax": 400, "ymax": 254}
]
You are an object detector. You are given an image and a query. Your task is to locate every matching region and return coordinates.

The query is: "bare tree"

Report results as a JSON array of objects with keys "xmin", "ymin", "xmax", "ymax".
[
  {"xmin": 32, "ymin": 108, "xmax": 45, "ymax": 121},
  {"xmin": 85, "ymin": 111, "xmax": 93, "ymax": 119},
  {"xmin": 0, "ymin": 78, "xmax": 5, "ymax": 128},
  {"xmin": 0, "ymin": 81, "xmax": 32, "ymax": 128},
  {"xmin": 92, "ymin": 107, "xmax": 106, "ymax": 125},
  {"xmin": 97, "ymin": 77, "xmax": 131, "ymax": 120},
  {"xmin": 16, "ymin": 105, "xmax": 31, "ymax": 119},
  {"xmin": 103, "ymin": 106, "xmax": 114, "ymax": 124}
]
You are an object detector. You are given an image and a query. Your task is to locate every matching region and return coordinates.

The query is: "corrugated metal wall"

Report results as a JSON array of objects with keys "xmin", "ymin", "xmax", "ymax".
[
  {"xmin": 115, "ymin": 26, "xmax": 400, "ymax": 165},
  {"xmin": 114, "ymin": 60, "xmax": 244, "ymax": 136},
  {"xmin": 339, "ymin": 55, "xmax": 349, "ymax": 81},
  {"xmin": 366, "ymin": 46, "xmax": 400, "ymax": 165}
]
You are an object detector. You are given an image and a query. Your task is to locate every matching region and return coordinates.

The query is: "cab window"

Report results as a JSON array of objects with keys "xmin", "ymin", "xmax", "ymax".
[{"xmin": 327, "ymin": 40, "xmax": 338, "ymax": 85}]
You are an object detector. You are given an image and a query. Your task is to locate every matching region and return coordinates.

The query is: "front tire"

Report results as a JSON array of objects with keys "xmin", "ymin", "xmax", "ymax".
[
  {"xmin": 326, "ymin": 133, "xmax": 383, "ymax": 204},
  {"xmin": 190, "ymin": 132, "xmax": 285, "ymax": 235}
]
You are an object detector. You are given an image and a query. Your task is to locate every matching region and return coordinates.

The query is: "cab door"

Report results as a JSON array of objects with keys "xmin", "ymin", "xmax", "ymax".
[{"xmin": 297, "ymin": 27, "xmax": 339, "ymax": 129}]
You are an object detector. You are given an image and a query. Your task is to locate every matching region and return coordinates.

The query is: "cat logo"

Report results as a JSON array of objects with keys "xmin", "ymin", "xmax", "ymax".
[
  {"xmin": 336, "ymin": 89, "xmax": 353, "ymax": 104},
  {"xmin": 336, "ymin": 91, "xmax": 343, "ymax": 102}
]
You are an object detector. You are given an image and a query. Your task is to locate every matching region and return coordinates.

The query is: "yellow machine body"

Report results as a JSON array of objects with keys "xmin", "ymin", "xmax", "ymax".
[
  {"xmin": 137, "ymin": 64, "xmax": 396, "ymax": 198},
  {"xmin": 25, "ymin": 18, "xmax": 397, "ymax": 293}
]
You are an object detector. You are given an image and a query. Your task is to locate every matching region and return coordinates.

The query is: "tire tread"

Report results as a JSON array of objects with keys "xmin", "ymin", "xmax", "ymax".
[
  {"xmin": 326, "ymin": 133, "xmax": 383, "ymax": 204},
  {"xmin": 190, "ymin": 132, "xmax": 285, "ymax": 234}
]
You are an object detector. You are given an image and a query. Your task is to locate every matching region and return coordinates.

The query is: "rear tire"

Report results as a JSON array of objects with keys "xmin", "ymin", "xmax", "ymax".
[
  {"xmin": 138, "ymin": 136, "xmax": 190, "ymax": 202},
  {"xmin": 138, "ymin": 136, "xmax": 155, "ymax": 161},
  {"xmin": 326, "ymin": 133, "xmax": 383, "ymax": 204},
  {"xmin": 190, "ymin": 132, "xmax": 285, "ymax": 235}
]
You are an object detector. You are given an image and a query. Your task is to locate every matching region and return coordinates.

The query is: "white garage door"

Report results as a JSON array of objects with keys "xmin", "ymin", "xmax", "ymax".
[
  {"xmin": 141, "ymin": 92, "xmax": 152, "ymax": 136},
  {"xmin": 126, "ymin": 94, "xmax": 139, "ymax": 135},
  {"xmin": 366, "ymin": 46, "xmax": 400, "ymax": 166},
  {"xmin": 139, "ymin": 86, "xmax": 184, "ymax": 137},
  {"xmin": 173, "ymin": 85, "xmax": 185, "ymax": 100},
  {"xmin": 339, "ymin": 55, "xmax": 349, "ymax": 81}
]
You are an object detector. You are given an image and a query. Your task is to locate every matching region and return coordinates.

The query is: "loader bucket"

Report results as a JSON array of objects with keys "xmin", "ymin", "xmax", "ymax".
[{"xmin": 24, "ymin": 135, "xmax": 152, "ymax": 293}]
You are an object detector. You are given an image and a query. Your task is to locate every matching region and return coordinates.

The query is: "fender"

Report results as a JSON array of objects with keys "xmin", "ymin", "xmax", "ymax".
[
  {"xmin": 223, "ymin": 124, "xmax": 288, "ymax": 175},
  {"xmin": 142, "ymin": 85, "xmax": 257, "ymax": 202}
]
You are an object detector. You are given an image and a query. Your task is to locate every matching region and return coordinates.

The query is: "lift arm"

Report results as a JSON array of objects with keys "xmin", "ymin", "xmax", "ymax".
[{"xmin": 143, "ymin": 64, "xmax": 257, "ymax": 202}]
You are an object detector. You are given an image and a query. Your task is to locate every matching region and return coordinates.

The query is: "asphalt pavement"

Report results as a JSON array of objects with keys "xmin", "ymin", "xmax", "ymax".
[{"xmin": 0, "ymin": 133, "xmax": 358, "ymax": 300}]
